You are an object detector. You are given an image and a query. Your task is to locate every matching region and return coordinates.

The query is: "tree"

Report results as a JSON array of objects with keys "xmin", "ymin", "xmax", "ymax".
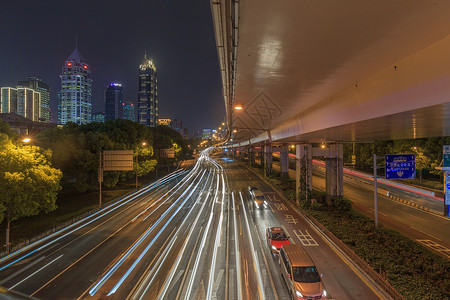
[
  {"xmin": 0, "ymin": 134, "xmax": 62, "ymax": 252},
  {"xmin": 0, "ymin": 119, "xmax": 17, "ymax": 139}
]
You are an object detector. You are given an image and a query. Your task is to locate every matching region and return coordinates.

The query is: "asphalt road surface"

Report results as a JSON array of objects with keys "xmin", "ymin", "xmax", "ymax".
[{"xmin": 0, "ymin": 150, "xmax": 392, "ymax": 299}]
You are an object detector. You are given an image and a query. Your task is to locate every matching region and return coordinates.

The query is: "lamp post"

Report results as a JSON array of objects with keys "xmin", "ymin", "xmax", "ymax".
[{"xmin": 136, "ymin": 142, "xmax": 147, "ymax": 189}]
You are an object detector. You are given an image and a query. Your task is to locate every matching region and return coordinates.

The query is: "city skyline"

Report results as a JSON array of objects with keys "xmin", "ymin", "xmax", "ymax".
[{"xmin": 0, "ymin": 0, "xmax": 224, "ymax": 132}]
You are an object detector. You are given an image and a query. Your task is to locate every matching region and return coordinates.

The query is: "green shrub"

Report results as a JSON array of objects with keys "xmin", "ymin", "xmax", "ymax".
[{"xmin": 332, "ymin": 196, "xmax": 352, "ymax": 213}]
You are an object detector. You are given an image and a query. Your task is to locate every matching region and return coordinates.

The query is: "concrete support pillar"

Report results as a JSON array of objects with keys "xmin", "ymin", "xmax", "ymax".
[
  {"xmin": 280, "ymin": 145, "xmax": 289, "ymax": 177},
  {"xmin": 296, "ymin": 144, "xmax": 313, "ymax": 203},
  {"xmin": 260, "ymin": 146, "xmax": 264, "ymax": 167},
  {"xmin": 264, "ymin": 145, "xmax": 273, "ymax": 177},
  {"xmin": 248, "ymin": 147, "xmax": 254, "ymax": 167},
  {"xmin": 325, "ymin": 143, "xmax": 344, "ymax": 204}
]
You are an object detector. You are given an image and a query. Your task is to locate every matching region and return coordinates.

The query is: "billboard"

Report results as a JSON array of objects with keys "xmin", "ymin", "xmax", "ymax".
[
  {"xmin": 160, "ymin": 149, "xmax": 175, "ymax": 158},
  {"xmin": 103, "ymin": 150, "xmax": 134, "ymax": 171}
]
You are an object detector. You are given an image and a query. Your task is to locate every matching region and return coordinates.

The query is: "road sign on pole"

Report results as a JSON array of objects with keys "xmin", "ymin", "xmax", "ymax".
[
  {"xmin": 444, "ymin": 145, "xmax": 450, "ymax": 168},
  {"xmin": 445, "ymin": 171, "xmax": 450, "ymax": 205},
  {"xmin": 385, "ymin": 154, "xmax": 415, "ymax": 179}
]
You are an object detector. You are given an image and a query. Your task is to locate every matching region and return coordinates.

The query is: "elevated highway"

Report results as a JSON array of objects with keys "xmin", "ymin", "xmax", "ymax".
[
  {"xmin": 211, "ymin": 0, "xmax": 450, "ymax": 144},
  {"xmin": 211, "ymin": 1, "xmax": 450, "ymax": 214}
]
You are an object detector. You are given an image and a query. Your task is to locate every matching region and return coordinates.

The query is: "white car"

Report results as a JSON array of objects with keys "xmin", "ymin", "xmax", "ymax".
[{"xmin": 249, "ymin": 186, "xmax": 267, "ymax": 209}]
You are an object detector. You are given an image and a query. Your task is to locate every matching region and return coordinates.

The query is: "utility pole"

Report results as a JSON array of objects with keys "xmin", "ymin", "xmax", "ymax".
[
  {"xmin": 373, "ymin": 154, "xmax": 378, "ymax": 228},
  {"xmin": 99, "ymin": 152, "xmax": 103, "ymax": 207},
  {"xmin": 135, "ymin": 152, "xmax": 138, "ymax": 189}
]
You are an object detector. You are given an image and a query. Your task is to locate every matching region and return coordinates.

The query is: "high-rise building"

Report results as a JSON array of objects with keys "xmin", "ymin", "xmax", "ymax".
[
  {"xmin": 138, "ymin": 54, "xmax": 158, "ymax": 127},
  {"xmin": 170, "ymin": 118, "xmax": 182, "ymax": 131},
  {"xmin": 1, "ymin": 87, "xmax": 18, "ymax": 115},
  {"xmin": 105, "ymin": 83, "xmax": 123, "ymax": 121},
  {"xmin": 18, "ymin": 77, "xmax": 50, "ymax": 123},
  {"xmin": 203, "ymin": 129, "xmax": 212, "ymax": 139},
  {"xmin": 1, "ymin": 87, "xmax": 40, "ymax": 121},
  {"xmin": 122, "ymin": 101, "xmax": 135, "ymax": 122},
  {"xmin": 92, "ymin": 111, "xmax": 105, "ymax": 122},
  {"xmin": 59, "ymin": 46, "xmax": 92, "ymax": 124}
]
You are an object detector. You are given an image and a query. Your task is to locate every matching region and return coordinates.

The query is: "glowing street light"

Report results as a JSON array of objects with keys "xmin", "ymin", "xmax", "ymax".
[
  {"xmin": 22, "ymin": 138, "xmax": 31, "ymax": 143},
  {"xmin": 234, "ymin": 105, "xmax": 243, "ymax": 110}
]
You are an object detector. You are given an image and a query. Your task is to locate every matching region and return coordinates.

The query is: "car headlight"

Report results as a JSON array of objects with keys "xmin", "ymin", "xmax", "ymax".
[
  {"xmin": 322, "ymin": 290, "xmax": 327, "ymax": 297},
  {"xmin": 271, "ymin": 245, "xmax": 277, "ymax": 250},
  {"xmin": 254, "ymin": 201, "xmax": 259, "ymax": 208},
  {"xmin": 295, "ymin": 290, "xmax": 303, "ymax": 297}
]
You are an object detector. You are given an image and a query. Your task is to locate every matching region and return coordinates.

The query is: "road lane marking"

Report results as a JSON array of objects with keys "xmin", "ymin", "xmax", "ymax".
[
  {"xmin": 284, "ymin": 215, "xmax": 299, "ymax": 224},
  {"xmin": 252, "ymin": 221, "xmax": 279, "ymax": 300},
  {"xmin": 293, "ymin": 230, "xmax": 319, "ymax": 246},
  {"xmin": 175, "ymin": 227, "xmax": 203, "ymax": 299},
  {"xmin": 232, "ymin": 192, "xmax": 243, "ymax": 300},
  {"xmin": 10, "ymin": 255, "xmax": 63, "ymax": 290},
  {"xmin": 212, "ymin": 269, "xmax": 224, "ymax": 299},
  {"xmin": 367, "ymin": 208, "xmax": 388, "ymax": 217},
  {"xmin": 274, "ymin": 203, "xmax": 288, "ymax": 211},
  {"xmin": 409, "ymin": 226, "xmax": 441, "ymax": 241},
  {"xmin": 283, "ymin": 199, "xmax": 387, "ymax": 300},
  {"xmin": 240, "ymin": 192, "xmax": 266, "ymax": 300},
  {"xmin": 0, "ymin": 256, "xmax": 45, "ymax": 286},
  {"xmin": 207, "ymin": 173, "xmax": 226, "ymax": 299},
  {"xmin": 401, "ymin": 211, "xmax": 429, "ymax": 222},
  {"xmin": 416, "ymin": 240, "xmax": 450, "ymax": 259}
]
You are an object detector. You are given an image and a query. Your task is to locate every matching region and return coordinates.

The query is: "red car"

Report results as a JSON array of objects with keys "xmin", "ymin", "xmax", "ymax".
[{"xmin": 266, "ymin": 227, "xmax": 290, "ymax": 253}]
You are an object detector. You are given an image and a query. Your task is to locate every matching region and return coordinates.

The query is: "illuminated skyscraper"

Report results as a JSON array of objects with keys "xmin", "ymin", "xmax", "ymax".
[
  {"xmin": 138, "ymin": 54, "xmax": 158, "ymax": 126},
  {"xmin": 18, "ymin": 77, "xmax": 50, "ymax": 122},
  {"xmin": 122, "ymin": 101, "xmax": 135, "ymax": 122},
  {"xmin": 59, "ymin": 46, "xmax": 92, "ymax": 124},
  {"xmin": 1, "ymin": 87, "xmax": 18, "ymax": 115},
  {"xmin": 1, "ymin": 87, "xmax": 40, "ymax": 121},
  {"xmin": 105, "ymin": 83, "xmax": 123, "ymax": 121}
]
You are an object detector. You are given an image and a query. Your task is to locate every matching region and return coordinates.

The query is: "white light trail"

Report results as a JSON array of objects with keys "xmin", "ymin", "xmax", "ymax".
[
  {"xmin": 106, "ymin": 167, "xmax": 209, "ymax": 296},
  {"xmin": 240, "ymin": 192, "xmax": 266, "ymax": 300},
  {"xmin": 154, "ymin": 169, "xmax": 216, "ymax": 300},
  {"xmin": 90, "ymin": 170, "xmax": 207, "ymax": 296},
  {"xmin": 0, "ymin": 170, "xmax": 187, "ymax": 272},
  {"xmin": 232, "ymin": 192, "xmax": 243, "ymax": 300},
  {"xmin": 206, "ymin": 172, "xmax": 226, "ymax": 299}
]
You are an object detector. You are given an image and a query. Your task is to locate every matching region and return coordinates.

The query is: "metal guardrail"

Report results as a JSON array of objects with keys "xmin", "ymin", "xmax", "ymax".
[{"xmin": 0, "ymin": 188, "xmax": 137, "ymax": 258}]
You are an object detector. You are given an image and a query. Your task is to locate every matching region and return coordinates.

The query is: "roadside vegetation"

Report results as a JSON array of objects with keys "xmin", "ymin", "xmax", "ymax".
[
  {"xmin": 343, "ymin": 138, "xmax": 450, "ymax": 189},
  {"xmin": 0, "ymin": 119, "xmax": 193, "ymax": 253},
  {"xmin": 263, "ymin": 170, "xmax": 450, "ymax": 300}
]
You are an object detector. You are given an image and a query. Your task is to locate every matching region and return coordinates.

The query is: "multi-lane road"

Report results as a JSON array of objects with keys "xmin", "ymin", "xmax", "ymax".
[
  {"xmin": 267, "ymin": 154, "xmax": 450, "ymax": 260},
  {"xmin": 0, "ymin": 150, "xmax": 391, "ymax": 299}
]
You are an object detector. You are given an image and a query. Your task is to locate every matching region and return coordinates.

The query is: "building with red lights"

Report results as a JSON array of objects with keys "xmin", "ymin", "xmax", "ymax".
[{"xmin": 59, "ymin": 46, "xmax": 92, "ymax": 124}]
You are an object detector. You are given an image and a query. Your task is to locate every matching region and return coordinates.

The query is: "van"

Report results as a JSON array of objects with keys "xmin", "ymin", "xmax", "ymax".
[{"xmin": 279, "ymin": 244, "xmax": 327, "ymax": 299}]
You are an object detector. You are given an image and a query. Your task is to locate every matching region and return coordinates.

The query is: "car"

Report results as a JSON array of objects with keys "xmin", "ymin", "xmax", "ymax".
[
  {"xmin": 266, "ymin": 227, "xmax": 290, "ymax": 253},
  {"xmin": 248, "ymin": 186, "xmax": 259, "ymax": 195},
  {"xmin": 252, "ymin": 189, "xmax": 267, "ymax": 209},
  {"xmin": 280, "ymin": 244, "xmax": 327, "ymax": 299}
]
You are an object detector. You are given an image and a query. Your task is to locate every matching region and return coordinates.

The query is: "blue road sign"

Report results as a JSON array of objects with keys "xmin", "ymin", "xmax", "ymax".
[{"xmin": 385, "ymin": 154, "xmax": 415, "ymax": 179}]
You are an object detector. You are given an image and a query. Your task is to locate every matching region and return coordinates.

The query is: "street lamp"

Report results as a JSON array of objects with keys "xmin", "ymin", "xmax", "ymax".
[
  {"xmin": 22, "ymin": 137, "xmax": 31, "ymax": 143},
  {"xmin": 234, "ymin": 105, "xmax": 243, "ymax": 110},
  {"xmin": 136, "ymin": 142, "xmax": 148, "ymax": 189}
]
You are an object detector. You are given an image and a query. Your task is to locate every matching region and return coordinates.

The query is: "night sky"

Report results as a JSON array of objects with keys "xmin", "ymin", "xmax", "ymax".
[{"xmin": 0, "ymin": 0, "xmax": 224, "ymax": 133}]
